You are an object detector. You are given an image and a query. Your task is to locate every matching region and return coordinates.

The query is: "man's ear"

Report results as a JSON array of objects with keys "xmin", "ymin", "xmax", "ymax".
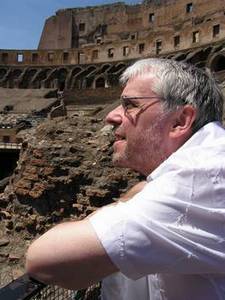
[{"xmin": 170, "ymin": 105, "xmax": 197, "ymax": 138}]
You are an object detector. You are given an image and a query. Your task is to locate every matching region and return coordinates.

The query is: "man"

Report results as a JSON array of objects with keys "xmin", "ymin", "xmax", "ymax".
[{"xmin": 26, "ymin": 58, "xmax": 225, "ymax": 300}]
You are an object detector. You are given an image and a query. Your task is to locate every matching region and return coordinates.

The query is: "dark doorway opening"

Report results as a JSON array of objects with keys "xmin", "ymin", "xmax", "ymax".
[
  {"xmin": 0, "ymin": 149, "xmax": 20, "ymax": 180},
  {"xmin": 58, "ymin": 81, "xmax": 65, "ymax": 91},
  {"xmin": 95, "ymin": 77, "xmax": 105, "ymax": 88}
]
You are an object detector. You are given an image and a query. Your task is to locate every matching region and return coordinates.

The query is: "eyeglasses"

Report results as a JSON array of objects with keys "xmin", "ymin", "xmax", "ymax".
[{"xmin": 120, "ymin": 96, "xmax": 161, "ymax": 116}]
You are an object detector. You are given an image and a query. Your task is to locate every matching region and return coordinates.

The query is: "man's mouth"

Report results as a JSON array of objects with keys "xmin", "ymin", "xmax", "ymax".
[{"xmin": 114, "ymin": 133, "xmax": 126, "ymax": 142}]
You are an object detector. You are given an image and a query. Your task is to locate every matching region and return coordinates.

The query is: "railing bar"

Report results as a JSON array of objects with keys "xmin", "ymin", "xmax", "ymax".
[
  {"xmin": 0, "ymin": 274, "xmax": 46, "ymax": 300},
  {"xmin": 0, "ymin": 274, "xmax": 76, "ymax": 300}
]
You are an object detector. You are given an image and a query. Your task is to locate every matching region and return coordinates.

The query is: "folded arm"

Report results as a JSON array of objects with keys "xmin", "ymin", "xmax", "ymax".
[
  {"xmin": 26, "ymin": 182, "xmax": 146, "ymax": 289},
  {"xmin": 26, "ymin": 219, "xmax": 118, "ymax": 290}
]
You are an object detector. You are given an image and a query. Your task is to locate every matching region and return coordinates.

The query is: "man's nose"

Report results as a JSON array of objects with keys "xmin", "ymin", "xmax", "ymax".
[{"xmin": 105, "ymin": 105, "xmax": 123, "ymax": 126}]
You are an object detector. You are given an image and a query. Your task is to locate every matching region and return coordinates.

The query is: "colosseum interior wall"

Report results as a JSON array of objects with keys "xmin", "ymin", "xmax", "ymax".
[{"xmin": 0, "ymin": 0, "xmax": 225, "ymax": 100}]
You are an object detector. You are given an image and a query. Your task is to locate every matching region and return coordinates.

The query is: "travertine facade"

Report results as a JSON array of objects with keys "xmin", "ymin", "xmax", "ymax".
[
  {"xmin": 0, "ymin": 0, "xmax": 225, "ymax": 91},
  {"xmin": 38, "ymin": 0, "xmax": 225, "ymax": 62}
]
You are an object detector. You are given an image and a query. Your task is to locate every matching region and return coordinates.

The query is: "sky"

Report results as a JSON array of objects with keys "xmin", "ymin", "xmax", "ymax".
[{"xmin": 0, "ymin": 0, "xmax": 139, "ymax": 50}]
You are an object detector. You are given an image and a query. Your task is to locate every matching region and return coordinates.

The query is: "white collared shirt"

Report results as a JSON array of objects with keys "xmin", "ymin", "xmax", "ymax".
[{"xmin": 90, "ymin": 122, "xmax": 225, "ymax": 300}]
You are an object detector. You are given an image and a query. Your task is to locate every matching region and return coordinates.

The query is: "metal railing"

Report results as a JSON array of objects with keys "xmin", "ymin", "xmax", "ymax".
[
  {"xmin": 0, "ymin": 274, "xmax": 100, "ymax": 300},
  {"xmin": 0, "ymin": 274, "xmax": 73, "ymax": 300},
  {"xmin": 0, "ymin": 142, "xmax": 22, "ymax": 150}
]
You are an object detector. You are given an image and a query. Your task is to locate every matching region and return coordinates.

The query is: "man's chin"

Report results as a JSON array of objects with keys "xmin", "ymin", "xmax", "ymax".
[{"xmin": 112, "ymin": 153, "xmax": 130, "ymax": 168}]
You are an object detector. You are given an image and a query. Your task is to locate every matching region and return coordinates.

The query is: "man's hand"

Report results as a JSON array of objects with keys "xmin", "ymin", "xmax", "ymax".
[{"xmin": 119, "ymin": 181, "xmax": 147, "ymax": 202}]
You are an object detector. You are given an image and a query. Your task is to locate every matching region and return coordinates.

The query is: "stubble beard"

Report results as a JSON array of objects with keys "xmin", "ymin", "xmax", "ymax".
[
  {"xmin": 112, "ymin": 117, "xmax": 168, "ymax": 175},
  {"xmin": 112, "ymin": 147, "xmax": 129, "ymax": 168}
]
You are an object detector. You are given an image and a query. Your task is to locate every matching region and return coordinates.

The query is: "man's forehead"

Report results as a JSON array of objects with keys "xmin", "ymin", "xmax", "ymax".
[
  {"xmin": 123, "ymin": 75, "xmax": 157, "ymax": 95},
  {"xmin": 126, "ymin": 73, "xmax": 156, "ymax": 83}
]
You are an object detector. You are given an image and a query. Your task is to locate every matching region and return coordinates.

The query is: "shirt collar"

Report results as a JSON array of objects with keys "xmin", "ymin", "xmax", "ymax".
[{"xmin": 147, "ymin": 121, "xmax": 224, "ymax": 182}]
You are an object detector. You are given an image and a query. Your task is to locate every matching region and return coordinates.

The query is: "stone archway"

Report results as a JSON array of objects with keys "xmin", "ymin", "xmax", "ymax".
[
  {"xmin": 209, "ymin": 54, "xmax": 225, "ymax": 72},
  {"xmin": 0, "ymin": 68, "xmax": 7, "ymax": 80},
  {"xmin": 58, "ymin": 68, "xmax": 68, "ymax": 91},
  {"xmin": 73, "ymin": 66, "xmax": 96, "ymax": 89},
  {"xmin": 67, "ymin": 67, "xmax": 83, "ymax": 89},
  {"xmin": 31, "ymin": 68, "xmax": 52, "ymax": 88},
  {"xmin": 19, "ymin": 68, "xmax": 38, "ymax": 88},
  {"xmin": 185, "ymin": 47, "xmax": 212, "ymax": 66},
  {"xmin": 8, "ymin": 69, "xmax": 23, "ymax": 88}
]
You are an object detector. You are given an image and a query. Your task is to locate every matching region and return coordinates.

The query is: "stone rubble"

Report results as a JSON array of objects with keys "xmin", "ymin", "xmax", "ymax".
[{"xmin": 0, "ymin": 109, "xmax": 140, "ymax": 290}]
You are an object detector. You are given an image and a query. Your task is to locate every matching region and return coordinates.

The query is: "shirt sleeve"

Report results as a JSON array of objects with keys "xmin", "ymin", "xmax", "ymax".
[{"xmin": 89, "ymin": 164, "xmax": 225, "ymax": 280}]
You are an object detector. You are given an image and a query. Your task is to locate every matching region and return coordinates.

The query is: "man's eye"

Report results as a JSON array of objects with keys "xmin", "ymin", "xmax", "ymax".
[{"xmin": 124, "ymin": 100, "xmax": 138, "ymax": 110}]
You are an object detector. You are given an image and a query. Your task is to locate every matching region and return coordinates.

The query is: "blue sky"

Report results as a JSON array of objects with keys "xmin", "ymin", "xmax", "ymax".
[{"xmin": 0, "ymin": 0, "xmax": 139, "ymax": 50}]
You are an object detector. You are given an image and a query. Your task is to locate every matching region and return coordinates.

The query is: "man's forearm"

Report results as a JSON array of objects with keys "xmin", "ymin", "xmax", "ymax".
[
  {"xmin": 26, "ymin": 182, "xmax": 146, "ymax": 289},
  {"xmin": 26, "ymin": 220, "xmax": 117, "ymax": 290}
]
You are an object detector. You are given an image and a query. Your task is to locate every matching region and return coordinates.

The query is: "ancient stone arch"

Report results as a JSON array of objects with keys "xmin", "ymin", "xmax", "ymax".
[
  {"xmin": 58, "ymin": 68, "xmax": 69, "ymax": 91},
  {"xmin": 66, "ymin": 66, "xmax": 83, "ymax": 89},
  {"xmin": 86, "ymin": 65, "xmax": 108, "ymax": 88},
  {"xmin": 95, "ymin": 76, "xmax": 106, "ymax": 88},
  {"xmin": 7, "ymin": 68, "xmax": 23, "ymax": 88},
  {"xmin": 107, "ymin": 63, "xmax": 127, "ymax": 86},
  {"xmin": 174, "ymin": 52, "xmax": 190, "ymax": 62},
  {"xmin": 97, "ymin": 64, "xmax": 112, "ymax": 75},
  {"xmin": 18, "ymin": 68, "xmax": 38, "ymax": 88},
  {"xmin": 108, "ymin": 63, "xmax": 126, "ymax": 74},
  {"xmin": 185, "ymin": 47, "xmax": 212, "ymax": 66},
  {"xmin": 43, "ymin": 68, "xmax": 59, "ymax": 88},
  {"xmin": 208, "ymin": 53, "xmax": 225, "ymax": 72},
  {"xmin": 72, "ymin": 65, "xmax": 97, "ymax": 89},
  {"xmin": 31, "ymin": 68, "xmax": 52, "ymax": 89},
  {"xmin": 0, "ymin": 68, "xmax": 7, "ymax": 80}
]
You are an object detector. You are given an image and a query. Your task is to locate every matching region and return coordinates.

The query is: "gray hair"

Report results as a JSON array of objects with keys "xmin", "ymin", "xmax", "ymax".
[{"xmin": 120, "ymin": 58, "xmax": 224, "ymax": 133}]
